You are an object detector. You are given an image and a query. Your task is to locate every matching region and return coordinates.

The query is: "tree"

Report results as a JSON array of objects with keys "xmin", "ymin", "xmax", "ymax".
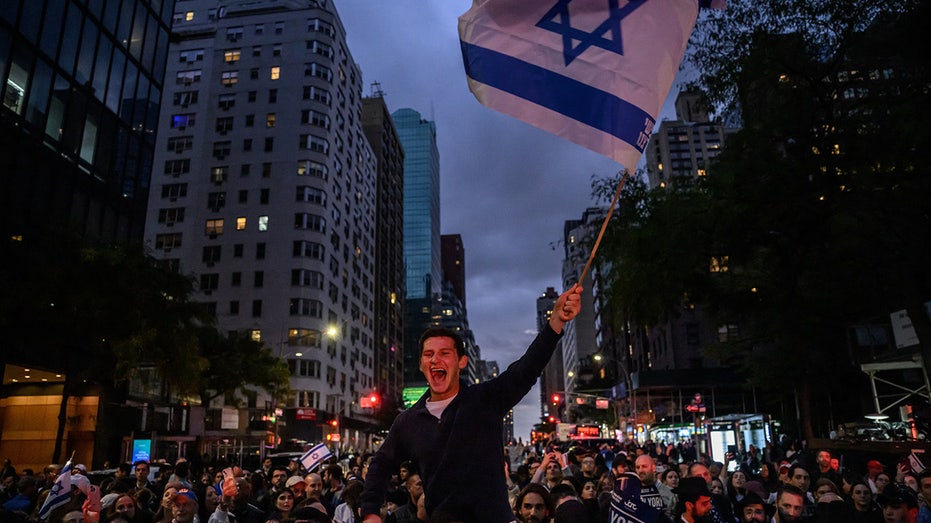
[
  {"xmin": 596, "ymin": 0, "xmax": 931, "ymax": 439},
  {"xmin": 196, "ymin": 326, "xmax": 290, "ymax": 407},
  {"xmin": 1, "ymin": 233, "xmax": 290, "ymax": 461},
  {"xmin": 1, "ymin": 233, "xmax": 210, "ymax": 461}
]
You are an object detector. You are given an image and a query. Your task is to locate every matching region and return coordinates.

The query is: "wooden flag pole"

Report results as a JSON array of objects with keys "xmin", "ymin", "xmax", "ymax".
[{"xmin": 577, "ymin": 170, "xmax": 630, "ymax": 287}]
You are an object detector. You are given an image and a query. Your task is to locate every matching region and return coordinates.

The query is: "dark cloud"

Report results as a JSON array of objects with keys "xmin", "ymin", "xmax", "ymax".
[{"xmin": 339, "ymin": 1, "xmax": 630, "ymax": 437}]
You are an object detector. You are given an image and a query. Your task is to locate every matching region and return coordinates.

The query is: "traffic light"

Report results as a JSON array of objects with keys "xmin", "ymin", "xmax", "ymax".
[
  {"xmin": 551, "ymin": 393, "xmax": 562, "ymax": 405},
  {"xmin": 360, "ymin": 392, "xmax": 380, "ymax": 408},
  {"xmin": 329, "ymin": 419, "xmax": 338, "ymax": 428}
]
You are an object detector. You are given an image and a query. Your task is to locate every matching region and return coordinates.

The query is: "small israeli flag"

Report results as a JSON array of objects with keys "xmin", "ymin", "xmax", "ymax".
[
  {"xmin": 38, "ymin": 460, "xmax": 73, "ymax": 520},
  {"xmin": 299, "ymin": 442, "xmax": 333, "ymax": 472}
]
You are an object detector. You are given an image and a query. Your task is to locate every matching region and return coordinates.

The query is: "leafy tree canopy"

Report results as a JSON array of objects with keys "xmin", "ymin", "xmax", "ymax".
[{"xmin": 595, "ymin": 0, "xmax": 931, "ymax": 437}]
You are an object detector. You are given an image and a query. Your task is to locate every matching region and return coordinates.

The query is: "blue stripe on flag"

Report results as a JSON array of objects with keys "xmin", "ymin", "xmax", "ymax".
[
  {"xmin": 38, "ymin": 461, "xmax": 73, "ymax": 519},
  {"xmin": 461, "ymin": 40, "xmax": 653, "ymax": 153}
]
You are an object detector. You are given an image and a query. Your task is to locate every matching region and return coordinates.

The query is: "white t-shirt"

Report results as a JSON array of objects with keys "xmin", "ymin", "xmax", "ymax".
[{"xmin": 426, "ymin": 395, "xmax": 456, "ymax": 419}]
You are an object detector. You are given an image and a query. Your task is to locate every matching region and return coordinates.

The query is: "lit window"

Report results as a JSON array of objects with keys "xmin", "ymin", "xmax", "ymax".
[
  {"xmin": 224, "ymin": 49, "xmax": 241, "ymax": 63},
  {"xmin": 266, "ymin": 113, "xmax": 276, "ymax": 128},
  {"xmin": 205, "ymin": 219, "xmax": 224, "ymax": 235},
  {"xmin": 270, "ymin": 66, "xmax": 280, "ymax": 80},
  {"xmin": 258, "ymin": 216, "xmax": 269, "ymax": 231},
  {"xmin": 221, "ymin": 71, "xmax": 238, "ymax": 86},
  {"xmin": 237, "ymin": 217, "xmax": 246, "ymax": 230},
  {"xmin": 186, "ymin": 11, "xmax": 194, "ymax": 21}
]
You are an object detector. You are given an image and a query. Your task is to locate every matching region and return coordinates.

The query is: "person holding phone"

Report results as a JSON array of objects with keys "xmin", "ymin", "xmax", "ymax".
[
  {"xmin": 359, "ymin": 285, "xmax": 582, "ymax": 522},
  {"xmin": 530, "ymin": 450, "xmax": 572, "ymax": 491}
]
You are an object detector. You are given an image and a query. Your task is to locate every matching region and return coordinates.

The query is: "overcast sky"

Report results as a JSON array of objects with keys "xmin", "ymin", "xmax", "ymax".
[{"xmin": 337, "ymin": 1, "xmax": 682, "ymax": 439}]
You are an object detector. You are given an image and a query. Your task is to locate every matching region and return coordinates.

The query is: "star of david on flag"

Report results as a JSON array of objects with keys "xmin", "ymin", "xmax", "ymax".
[
  {"xmin": 38, "ymin": 460, "xmax": 73, "ymax": 520},
  {"xmin": 299, "ymin": 442, "xmax": 332, "ymax": 472},
  {"xmin": 459, "ymin": 0, "xmax": 724, "ymax": 171}
]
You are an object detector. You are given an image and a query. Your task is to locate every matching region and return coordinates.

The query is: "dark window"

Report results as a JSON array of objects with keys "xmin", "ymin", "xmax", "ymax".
[{"xmin": 202, "ymin": 246, "xmax": 222, "ymax": 263}]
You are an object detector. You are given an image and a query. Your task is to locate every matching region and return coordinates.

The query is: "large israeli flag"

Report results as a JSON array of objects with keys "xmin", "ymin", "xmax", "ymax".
[{"xmin": 459, "ymin": 0, "xmax": 720, "ymax": 171}]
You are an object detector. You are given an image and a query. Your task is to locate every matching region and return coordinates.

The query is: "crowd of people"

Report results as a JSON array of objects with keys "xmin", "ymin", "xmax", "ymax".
[
  {"xmin": 0, "ymin": 455, "xmax": 364, "ymax": 523},
  {"xmin": 500, "ymin": 438, "xmax": 929, "ymax": 523},
  {"xmin": 2, "ymin": 437, "xmax": 930, "ymax": 523}
]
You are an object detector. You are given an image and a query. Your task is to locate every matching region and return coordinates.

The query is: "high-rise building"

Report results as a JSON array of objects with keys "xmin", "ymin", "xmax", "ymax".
[
  {"xmin": 645, "ymin": 90, "xmax": 737, "ymax": 190},
  {"xmin": 1, "ymin": 0, "xmax": 175, "ymax": 469},
  {"xmin": 144, "ymin": 0, "xmax": 378, "ymax": 447},
  {"xmin": 560, "ymin": 209, "xmax": 606, "ymax": 394},
  {"xmin": 360, "ymin": 87, "xmax": 405, "ymax": 414},
  {"xmin": 537, "ymin": 287, "xmax": 563, "ymax": 421},
  {"xmin": 393, "ymin": 107, "xmax": 440, "ymax": 385},
  {"xmin": 1, "ymin": 0, "xmax": 174, "ymax": 241},
  {"xmin": 394, "ymin": 107, "xmax": 440, "ymax": 300},
  {"xmin": 441, "ymin": 234, "xmax": 466, "ymax": 307}
]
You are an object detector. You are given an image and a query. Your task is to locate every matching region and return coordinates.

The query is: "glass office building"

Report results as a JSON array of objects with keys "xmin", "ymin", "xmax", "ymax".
[
  {"xmin": 392, "ymin": 108, "xmax": 440, "ymax": 300},
  {"xmin": 1, "ymin": 0, "xmax": 174, "ymax": 241}
]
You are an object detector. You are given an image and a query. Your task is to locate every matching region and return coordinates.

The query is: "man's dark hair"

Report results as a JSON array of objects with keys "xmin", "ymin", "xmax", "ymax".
[
  {"xmin": 117, "ymin": 463, "xmax": 132, "ymax": 475},
  {"xmin": 133, "ymin": 460, "xmax": 149, "ymax": 468},
  {"xmin": 419, "ymin": 327, "xmax": 465, "ymax": 358},
  {"xmin": 787, "ymin": 464, "xmax": 809, "ymax": 479},
  {"xmin": 324, "ymin": 464, "xmax": 343, "ymax": 482},
  {"xmin": 400, "ymin": 460, "xmax": 419, "ymax": 475},
  {"xmin": 549, "ymin": 483, "xmax": 577, "ymax": 504},
  {"xmin": 776, "ymin": 484, "xmax": 806, "ymax": 501},
  {"xmin": 919, "ymin": 469, "xmax": 931, "ymax": 482},
  {"xmin": 514, "ymin": 483, "xmax": 554, "ymax": 517}
]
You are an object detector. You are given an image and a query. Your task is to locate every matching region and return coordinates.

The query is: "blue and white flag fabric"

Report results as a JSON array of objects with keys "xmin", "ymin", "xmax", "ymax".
[
  {"xmin": 299, "ymin": 442, "xmax": 332, "ymax": 472},
  {"xmin": 610, "ymin": 472, "xmax": 660, "ymax": 523},
  {"xmin": 459, "ymin": 0, "xmax": 724, "ymax": 171},
  {"xmin": 38, "ymin": 460, "xmax": 73, "ymax": 520}
]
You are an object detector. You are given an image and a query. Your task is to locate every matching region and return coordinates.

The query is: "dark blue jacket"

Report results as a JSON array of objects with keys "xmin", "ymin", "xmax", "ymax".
[{"xmin": 361, "ymin": 325, "xmax": 563, "ymax": 522}]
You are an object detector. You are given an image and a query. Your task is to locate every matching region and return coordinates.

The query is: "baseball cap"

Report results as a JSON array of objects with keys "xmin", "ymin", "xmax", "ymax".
[
  {"xmin": 877, "ymin": 484, "xmax": 917, "ymax": 508},
  {"xmin": 174, "ymin": 489, "xmax": 198, "ymax": 505},
  {"xmin": 867, "ymin": 459, "xmax": 884, "ymax": 471},
  {"xmin": 286, "ymin": 475, "xmax": 306, "ymax": 488}
]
